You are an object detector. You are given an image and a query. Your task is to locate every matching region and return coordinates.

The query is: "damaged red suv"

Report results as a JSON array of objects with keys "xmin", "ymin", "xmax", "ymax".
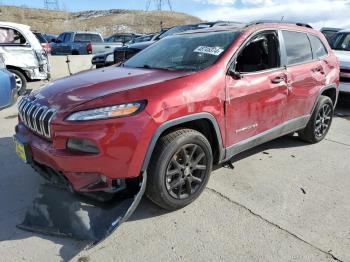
[{"xmin": 15, "ymin": 21, "xmax": 339, "ymax": 210}]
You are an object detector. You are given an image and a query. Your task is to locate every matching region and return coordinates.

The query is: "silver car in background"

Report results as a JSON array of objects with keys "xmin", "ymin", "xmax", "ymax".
[{"xmin": 0, "ymin": 21, "xmax": 50, "ymax": 94}]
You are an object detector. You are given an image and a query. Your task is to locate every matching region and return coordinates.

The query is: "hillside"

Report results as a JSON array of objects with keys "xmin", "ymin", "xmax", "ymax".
[{"xmin": 0, "ymin": 5, "xmax": 202, "ymax": 36}]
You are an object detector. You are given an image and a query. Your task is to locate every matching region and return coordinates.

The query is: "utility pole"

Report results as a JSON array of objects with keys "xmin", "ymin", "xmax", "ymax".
[{"xmin": 44, "ymin": 0, "xmax": 59, "ymax": 10}]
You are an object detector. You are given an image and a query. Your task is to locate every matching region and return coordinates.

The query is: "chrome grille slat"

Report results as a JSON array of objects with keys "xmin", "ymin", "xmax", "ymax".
[
  {"xmin": 17, "ymin": 97, "xmax": 56, "ymax": 139},
  {"xmin": 23, "ymin": 103, "xmax": 31, "ymax": 126}
]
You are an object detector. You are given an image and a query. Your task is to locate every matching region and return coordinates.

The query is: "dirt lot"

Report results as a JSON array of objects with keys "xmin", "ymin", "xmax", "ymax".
[{"xmin": 0, "ymin": 81, "xmax": 349, "ymax": 262}]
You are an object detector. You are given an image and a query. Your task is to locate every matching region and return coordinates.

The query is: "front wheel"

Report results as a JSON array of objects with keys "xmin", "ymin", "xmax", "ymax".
[
  {"xmin": 146, "ymin": 129, "xmax": 213, "ymax": 211},
  {"xmin": 298, "ymin": 95, "xmax": 333, "ymax": 143}
]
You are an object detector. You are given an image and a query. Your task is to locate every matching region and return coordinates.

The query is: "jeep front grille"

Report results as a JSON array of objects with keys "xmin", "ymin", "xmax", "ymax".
[{"xmin": 18, "ymin": 98, "xmax": 56, "ymax": 139}]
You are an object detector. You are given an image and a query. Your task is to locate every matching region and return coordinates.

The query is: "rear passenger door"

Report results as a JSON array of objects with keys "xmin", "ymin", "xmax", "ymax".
[{"xmin": 281, "ymin": 30, "xmax": 326, "ymax": 121}]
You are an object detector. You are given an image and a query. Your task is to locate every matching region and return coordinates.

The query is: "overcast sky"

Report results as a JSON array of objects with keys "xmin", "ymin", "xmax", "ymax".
[{"xmin": 1, "ymin": 0, "xmax": 350, "ymax": 29}]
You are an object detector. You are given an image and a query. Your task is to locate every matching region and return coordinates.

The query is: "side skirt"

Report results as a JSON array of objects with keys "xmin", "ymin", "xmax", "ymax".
[{"xmin": 223, "ymin": 115, "xmax": 310, "ymax": 162}]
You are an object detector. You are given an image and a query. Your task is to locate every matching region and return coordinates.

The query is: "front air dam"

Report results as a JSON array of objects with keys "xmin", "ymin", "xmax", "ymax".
[{"xmin": 17, "ymin": 172, "xmax": 147, "ymax": 247}]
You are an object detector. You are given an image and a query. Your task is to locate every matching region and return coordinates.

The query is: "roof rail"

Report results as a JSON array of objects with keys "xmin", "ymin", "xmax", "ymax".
[{"xmin": 246, "ymin": 20, "xmax": 313, "ymax": 29}]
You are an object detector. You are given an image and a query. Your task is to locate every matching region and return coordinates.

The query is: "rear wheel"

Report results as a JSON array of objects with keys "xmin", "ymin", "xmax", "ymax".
[
  {"xmin": 146, "ymin": 129, "xmax": 213, "ymax": 210},
  {"xmin": 8, "ymin": 69, "xmax": 27, "ymax": 95},
  {"xmin": 298, "ymin": 95, "xmax": 333, "ymax": 143}
]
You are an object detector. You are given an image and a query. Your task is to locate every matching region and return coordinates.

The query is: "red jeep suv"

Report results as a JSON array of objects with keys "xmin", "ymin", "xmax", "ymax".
[{"xmin": 15, "ymin": 21, "xmax": 339, "ymax": 210}]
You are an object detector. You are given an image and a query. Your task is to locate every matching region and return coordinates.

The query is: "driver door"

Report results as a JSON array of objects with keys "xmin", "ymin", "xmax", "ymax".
[{"xmin": 225, "ymin": 30, "xmax": 288, "ymax": 148}]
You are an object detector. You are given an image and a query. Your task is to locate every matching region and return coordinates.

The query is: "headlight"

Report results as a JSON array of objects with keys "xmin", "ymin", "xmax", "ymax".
[
  {"xmin": 66, "ymin": 101, "xmax": 145, "ymax": 121},
  {"xmin": 105, "ymin": 53, "xmax": 114, "ymax": 63}
]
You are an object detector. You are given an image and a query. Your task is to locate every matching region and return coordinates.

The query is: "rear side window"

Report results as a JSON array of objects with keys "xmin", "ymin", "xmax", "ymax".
[
  {"xmin": 309, "ymin": 35, "xmax": 328, "ymax": 58},
  {"xmin": 332, "ymin": 33, "xmax": 350, "ymax": 51},
  {"xmin": 282, "ymin": 31, "xmax": 312, "ymax": 65},
  {"xmin": 75, "ymin": 34, "xmax": 102, "ymax": 42},
  {"xmin": 0, "ymin": 27, "xmax": 27, "ymax": 45}
]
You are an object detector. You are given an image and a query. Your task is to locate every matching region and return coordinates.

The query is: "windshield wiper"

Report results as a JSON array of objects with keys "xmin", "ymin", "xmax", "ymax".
[{"xmin": 135, "ymin": 64, "xmax": 177, "ymax": 71}]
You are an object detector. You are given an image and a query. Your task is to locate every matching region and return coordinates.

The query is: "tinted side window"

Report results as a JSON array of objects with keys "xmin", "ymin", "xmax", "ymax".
[
  {"xmin": 124, "ymin": 35, "xmax": 132, "ymax": 43},
  {"xmin": 57, "ymin": 33, "xmax": 65, "ymax": 42},
  {"xmin": 282, "ymin": 31, "xmax": 312, "ymax": 65},
  {"xmin": 113, "ymin": 35, "xmax": 124, "ymax": 42},
  {"xmin": 74, "ymin": 33, "xmax": 102, "ymax": 42},
  {"xmin": 309, "ymin": 35, "xmax": 328, "ymax": 58},
  {"xmin": 91, "ymin": 34, "xmax": 103, "ymax": 42},
  {"xmin": 236, "ymin": 31, "xmax": 280, "ymax": 73},
  {"xmin": 63, "ymin": 33, "xmax": 70, "ymax": 42}
]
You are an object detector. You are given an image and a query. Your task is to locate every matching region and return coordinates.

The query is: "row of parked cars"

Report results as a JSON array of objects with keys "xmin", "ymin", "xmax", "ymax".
[{"xmin": 39, "ymin": 31, "xmax": 163, "ymax": 56}]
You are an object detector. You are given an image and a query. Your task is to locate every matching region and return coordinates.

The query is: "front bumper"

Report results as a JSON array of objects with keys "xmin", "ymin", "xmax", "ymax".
[
  {"xmin": 24, "ymin": 65, "xmax": 50, "ymax": 80},
  {"xmin": 15, "ymin": 112, "xmax": 156, "ymax": 192}
]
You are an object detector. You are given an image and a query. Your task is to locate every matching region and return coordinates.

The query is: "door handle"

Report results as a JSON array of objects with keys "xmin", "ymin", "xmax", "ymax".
[
  {"xmin": 271, "ymin": 77, "xmax": 285, "ymax": 84},
  {"xmin": 105, "ymin": 46, "xmax": 111, "ymax": 48}
]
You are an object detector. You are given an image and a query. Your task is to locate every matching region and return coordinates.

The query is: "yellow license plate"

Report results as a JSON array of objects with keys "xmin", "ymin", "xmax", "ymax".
[{"xmin": 14, "ymin": 137, "xmax": 27, "ymax": 163}]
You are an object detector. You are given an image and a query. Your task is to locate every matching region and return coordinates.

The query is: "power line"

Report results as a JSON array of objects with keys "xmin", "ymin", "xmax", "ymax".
[{"xmin": 146, "ymin": 0, "xmax": 173, "ymax": 11}]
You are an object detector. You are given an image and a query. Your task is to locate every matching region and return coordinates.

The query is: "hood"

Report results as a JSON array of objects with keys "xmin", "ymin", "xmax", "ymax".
[
  {"xmin": 334, "ymin": 50, "xmax": 350, "ymax": 68},
  {"xmin": 32, "ymin": 66, "xmax": 193, "ymax": 111}
]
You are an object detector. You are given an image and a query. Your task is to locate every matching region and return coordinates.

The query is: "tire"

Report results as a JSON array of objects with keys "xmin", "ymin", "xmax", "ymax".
[
  {"xmin": 298, "ymin": 95, "xmax": 333, "ymax": 143},
  {"xmin": 146, "ymin": 129, "xmax": 213, "ymax": 211},
  {"xmin": 8, "ymin": 69, "xmax": 27, "ymax": 95},
  {"xmin": 72, "ymin": 50, "xmax": 79, "ymax": 55}
]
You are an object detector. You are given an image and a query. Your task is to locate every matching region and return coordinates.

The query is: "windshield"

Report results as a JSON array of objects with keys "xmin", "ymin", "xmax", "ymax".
[
  {"xmin": 332, "ymin": 33, "xmax": 350, "ymax": 51},
  {"xmin": 158, "ymin": 24, "xmax": 212, "ymax": 40},
  {"xmin": 124, "ymin": 31, "xmax": 240, "ymax": 72}
]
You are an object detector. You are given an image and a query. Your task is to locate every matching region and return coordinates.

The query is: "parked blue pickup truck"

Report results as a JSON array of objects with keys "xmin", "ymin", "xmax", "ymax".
[
  {"xmin": 0, "ymin": 55, "xmax": 17, "ymax": 110},
  {"xmin": 51, "ymin": 31, "xmax": 123, "ymax": 55}
]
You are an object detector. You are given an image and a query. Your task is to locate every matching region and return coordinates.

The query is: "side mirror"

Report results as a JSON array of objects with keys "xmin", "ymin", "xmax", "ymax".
[{"xmin": 228, "ymin": 68, "xmax": 242, "ymax": 79}]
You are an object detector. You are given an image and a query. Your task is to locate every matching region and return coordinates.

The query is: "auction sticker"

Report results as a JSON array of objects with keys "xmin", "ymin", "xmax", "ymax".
[{"xmin": 194, "ymin": 46, "xmax": 224, "ymax": 56}]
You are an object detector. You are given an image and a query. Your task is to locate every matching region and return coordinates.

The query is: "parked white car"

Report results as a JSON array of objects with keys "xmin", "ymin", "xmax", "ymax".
[
  {"xmin": 0, "ymin": 21, "xmax": 50, "ymax": 94},
  {"xmin": 332, "ymin": 29, "xmax": 350, "ymax": 95}
]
